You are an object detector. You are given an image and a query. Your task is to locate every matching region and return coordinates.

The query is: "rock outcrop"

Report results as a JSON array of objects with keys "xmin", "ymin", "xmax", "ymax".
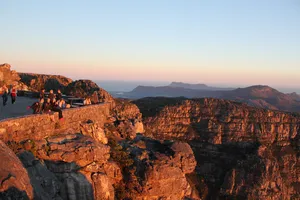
[
  {"xmin": 135, "ymin": 97, "xmax": 299, "ymax": 145},
  {"xmin": 18, "ymin": 72, "xmax": 73, "ymax": 92},
  {"xmin": 7, "ymin": 133, "xmax": 118, "ymax": 200},
  {"xmin": 134, "ymin": 97, "xmax": 300, "ymax": 199},
  {"xmin": 0, "ymin": 63, "xmax": 29, "ymax": 91},
  {"xmin": 65, "ymin": 80, "xmax": 115, "ymax": 105},
  {"xmin": 106, "ymin": 99, "xmax": 144, "ymax": 140},
  {"xmin": 0, "ymin": 140, "xmax": 33, "ymax": 199},
  {"xmin": 0, "ymin": 100, "xmax": 198, "ymax": 200},
  {"xmin": 2, "ymin": 133, "xmax": 197, "ymax": 200},
  {"xmin": 220, "ymin": 144, "xmax": 299, "ymax": 199},
  {"xmin": 117, "ymin": 135, "xmax": 197, "ymax": 199}
]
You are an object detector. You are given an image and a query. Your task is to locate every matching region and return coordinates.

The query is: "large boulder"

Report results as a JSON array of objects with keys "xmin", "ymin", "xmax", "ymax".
[{"xmin": 0, "ymin": 140, "xmax": 33, "ymax": 199}]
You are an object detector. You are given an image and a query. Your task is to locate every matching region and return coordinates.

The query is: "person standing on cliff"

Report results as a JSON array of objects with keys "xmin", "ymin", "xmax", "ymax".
[
  {"xmin": 10, "ymin": 86, "xmax": 17, "ymax": 104},
  {"xmin": 2, "ymin": 85, "xmax": 8, "ymax": 106}
]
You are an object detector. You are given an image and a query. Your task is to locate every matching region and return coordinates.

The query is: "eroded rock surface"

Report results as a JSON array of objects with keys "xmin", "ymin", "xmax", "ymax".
[
  {"xmin": 0, "ymin": 63, "xmax": 29, "ymax": 91},
  {"xmin": 13, "ymin": 134, "xmax": 118, "ymax": 200},
  {"xmin": 134, "ymin": 97, "xmax": 300, "ymax": 199},
  {"xmin": 65, "ymin": 80, "xmax": 115, "ymax": 105},
  {"xmin": 18, "ymin": 72, "xmax": 72, "ymax": 92},
  {"xmin": 0, "ymin": 140, "xmax": 33, "ymax": 199},
  {"xmin": 106, "ymin": 100, "xmax": 144, "ymax": 140},
  {"xmin": 120, "ymin": 135, "xmax": 197, "ymax": 200}
]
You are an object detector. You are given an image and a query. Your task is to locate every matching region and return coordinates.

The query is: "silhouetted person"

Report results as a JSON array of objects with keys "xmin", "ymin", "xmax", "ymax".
[
  {"xmin": 2, "ymin": 86, "xmax": 8, "ymax": 106},
  {"xmin": 27, "ymin": 101, "xmax": 41, "ymax": 114},
  {"xmin": 51, "ymin": 98, "xmax": 64, "ymax": 120},
  {"xmin": 28, "ymin": 98, "xmax": 44, "ymax": 114},
  {"xmin": 39, "ymin": 89, "xmax": 45, "ymax": 100},
  {"xmin": 10, "ymin": 86, "xmax": 17, "ymax": 104},
  {"xmin": 56, "ymin": 89, "xmax": 62, "ymax": 101},
  {"xmin": 48, "ymin": 90, "xmax": 55, "ymax": 103},
  {"xmin": 43, "ymin": 98, "xmax": 52, "ymax": 113}
]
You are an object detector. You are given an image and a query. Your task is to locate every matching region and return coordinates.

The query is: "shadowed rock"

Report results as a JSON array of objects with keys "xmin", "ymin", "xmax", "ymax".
[{"xmin": 0, "ymin": 140, "xmax": 33, "ymax": 199}]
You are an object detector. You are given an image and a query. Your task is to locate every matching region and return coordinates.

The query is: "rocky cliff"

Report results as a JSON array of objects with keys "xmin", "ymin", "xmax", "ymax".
[
  {"xmin": 0, "ymin": 63, "xmax": 28, "ymax": 90},
  {"xmin": 18, "ymin": 72, "xmax": 73, "ymax": 92},
  {"xmin": 1, "ymin": 64, "xmax": 116, "ymax": 107},
  {"xmin": 0, "ymin": 100, "xmax": 197, "ymax": 199},
  {"xmin": 134, "ymin": 97, "xmax": 300, "ymax": 199},
  {"xmin": 65, "ymin": 80, "xmax": 115, "ymax": 105}
]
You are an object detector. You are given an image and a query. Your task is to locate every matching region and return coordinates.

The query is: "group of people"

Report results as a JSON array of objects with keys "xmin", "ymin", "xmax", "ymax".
[
  {"xmin": 1, "ymin": 85, "xmax": 18, "ymax": 106},
  {"xmin": 1, "ymin": 85, "xmax": 95, "ymax": 120},
  {"xmin": 28, "ymin": 89, "xmax": 67, "ymax": 120}
]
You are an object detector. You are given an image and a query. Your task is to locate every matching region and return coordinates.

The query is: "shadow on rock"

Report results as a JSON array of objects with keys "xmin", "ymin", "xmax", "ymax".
[
  {"xmin": 18, "ymin": 151, "xmax": 94, "ymax": 200},
  {"xmin": 0, "ymin": 187, "xmax": 30, "ymax": 200}
]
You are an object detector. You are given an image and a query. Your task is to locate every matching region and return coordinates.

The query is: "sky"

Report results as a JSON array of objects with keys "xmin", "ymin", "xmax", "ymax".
[{"xmin": 0, "ymin": 0, "xmax": 299, "ymax": 89}]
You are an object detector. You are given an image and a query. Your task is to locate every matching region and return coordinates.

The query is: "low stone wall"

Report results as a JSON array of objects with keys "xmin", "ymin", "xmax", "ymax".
[{"xmin": 0, "ymin": 103, "xmax": 111, "ymax": 142}]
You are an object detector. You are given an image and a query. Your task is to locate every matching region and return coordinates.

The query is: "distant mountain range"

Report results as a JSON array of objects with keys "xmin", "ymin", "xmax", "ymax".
[
  {"xmin": 221, "ymin": 85, "xmax": 300, "ymax": 112},
  {"xmin": 114, "ymin": 83, "xmax": 300, "ymax": 112}
]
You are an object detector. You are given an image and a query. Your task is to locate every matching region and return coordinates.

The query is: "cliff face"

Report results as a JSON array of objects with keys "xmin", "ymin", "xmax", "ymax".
[
  {"xmin": 0, "ymin": 63, "xmax": 28, "ymax": 90},
  {"xmin": 134, "ymin": 97, "xmax": 300, "ymax": 199},
  {"xmin": 0, "ymin": 102, "xmax": 196, "ymax": 200},
  {"xmin": 119, "ymin": 136, "xmax": 197, "ymax": 199},
  {"xmin": 135, "ymin": 97, "xmax": 299, "ymax": 145}
]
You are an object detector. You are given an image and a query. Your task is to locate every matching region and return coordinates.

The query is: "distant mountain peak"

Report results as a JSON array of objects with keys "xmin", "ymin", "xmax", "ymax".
[{"xmin": 169, "ymin": 82, "xmax": 208, "ymax": 88}]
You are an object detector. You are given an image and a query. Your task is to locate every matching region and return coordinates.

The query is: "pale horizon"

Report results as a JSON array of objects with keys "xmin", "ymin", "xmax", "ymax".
[{"xmin": 1, "ymin": 1, "xmax": 299, "ymax": 90}]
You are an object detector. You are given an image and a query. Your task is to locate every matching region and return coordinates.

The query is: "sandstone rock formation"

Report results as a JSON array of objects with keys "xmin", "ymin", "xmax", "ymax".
[
  {"xmin": 220, "ymin": 144, "xmax": 299, "ymax": 199},
  {"xmin": 0, "ymin": 100, "xmax": 199, "ymax": 200},
  {"xmin": 8, "ymin": 133, "xmax": 118, "ymax": 200},
  {"xmin": 0, "ymin": 63, "xmax": 29, "ymax": 91},
  {"xmin": 116, "ymin": 135, "xmax": 197, "ymax": 199},
  {"xmin": 134, "ymin": 97, "xmax": 300, "ymax": 199},
  {"xmin": 2, "ymin": 133, "xmax": 197, "ymax": 200},
  {"xmin": 65, "ymin": 80, "xmax": 115, "ymax": 104},
  {"xmin": 18, "ymin": 72, "xmax": 73, "ymax": 92},
  {"xmin": 135, "ymin": 97, "xmax": 299, "ymax": 144},
  {"xmin": 80, "ymin": 120, "xmax": 108, "ymax": 144},
  {"xmin": 106, "ymin": 99, "xmax": 144, "ymax": 140},
  {"xmin": 0, "ymin": 140, "xmax": 33, "ymax": 199}
]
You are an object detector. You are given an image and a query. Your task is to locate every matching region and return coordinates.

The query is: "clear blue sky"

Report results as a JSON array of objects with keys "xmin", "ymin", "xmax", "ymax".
[{"xmin": 0, "ymin": 0, "xmax": 299, "ymax": 89}]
